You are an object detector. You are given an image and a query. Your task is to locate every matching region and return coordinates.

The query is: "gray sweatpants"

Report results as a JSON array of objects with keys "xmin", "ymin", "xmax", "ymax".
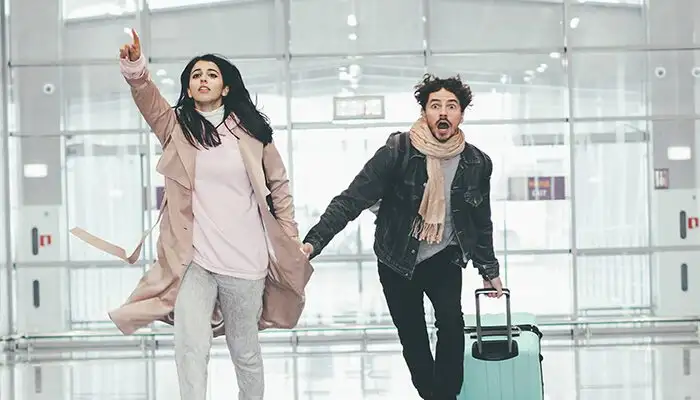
[{"xmin": 174, "ymin": 262, "xmax": 266, "ymax": 400}]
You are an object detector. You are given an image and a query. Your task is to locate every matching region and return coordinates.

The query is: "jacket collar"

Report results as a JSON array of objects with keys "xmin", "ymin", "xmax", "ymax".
[{"xmin": 460, "ymin": 143, "xmax": 482, "ymax": 165}]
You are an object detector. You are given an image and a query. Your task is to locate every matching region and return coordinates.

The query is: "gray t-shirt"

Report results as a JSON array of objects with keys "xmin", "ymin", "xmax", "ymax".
[{"xmin": 415, "ymin": 155, "xmax": 460, "ymax": 265}]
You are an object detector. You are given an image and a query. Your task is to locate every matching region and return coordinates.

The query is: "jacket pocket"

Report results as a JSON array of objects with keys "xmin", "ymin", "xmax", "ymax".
[
  {"xmin": 394, "ymin": 179, "xmax": 420, "ymax": 202},
  {"xmin": 464, "ymin": 188, "xmax": 483, "ymax": 207}
]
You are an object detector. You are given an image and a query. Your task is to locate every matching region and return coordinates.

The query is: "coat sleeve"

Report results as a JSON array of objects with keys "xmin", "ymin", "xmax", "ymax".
[
  {"xmin": 470, "ymin": 153, "xmax": 500, "ymax": 280},
  {"xmin": 262, "ymin": 140, "xmax": 300, "ymax": 243},
  {"xmin": 121, "ymin": 54, "xmax": 177, "ymax": 146}
]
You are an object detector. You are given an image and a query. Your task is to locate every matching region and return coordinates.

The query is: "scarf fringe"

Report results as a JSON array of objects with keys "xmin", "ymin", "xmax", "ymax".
[{"xmin": 411, "ymin": 216, "xmax": 444, "ymax": 244}]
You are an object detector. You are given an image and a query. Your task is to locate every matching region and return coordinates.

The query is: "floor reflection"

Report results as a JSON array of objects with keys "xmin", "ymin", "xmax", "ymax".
[{"xmin": 2, "ymin": 335, "xmax": 699, "ymax": 399}]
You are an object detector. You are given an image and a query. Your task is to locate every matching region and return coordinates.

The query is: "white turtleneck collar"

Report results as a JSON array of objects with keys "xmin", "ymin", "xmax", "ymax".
[{"xmin": 197, "ymin": 104, "xmax": 225, "ymax": 127}]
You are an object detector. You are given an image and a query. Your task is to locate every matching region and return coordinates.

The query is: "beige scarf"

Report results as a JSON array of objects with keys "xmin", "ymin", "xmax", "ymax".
[{"xmin": 409, "ymin": 117, "xmax": 466, "ymax": 244}]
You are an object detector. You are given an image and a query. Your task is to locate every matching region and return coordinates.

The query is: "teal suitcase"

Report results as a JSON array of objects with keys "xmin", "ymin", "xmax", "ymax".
[{"xmin": 458, "ymin": 288, "xmax": 544, "ymax": 400}]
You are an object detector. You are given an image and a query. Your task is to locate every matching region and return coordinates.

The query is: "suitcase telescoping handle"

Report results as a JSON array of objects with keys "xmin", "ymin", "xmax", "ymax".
[{"xmin": 474, "ymin": 288, "xmax": 514, "ymax": 359}]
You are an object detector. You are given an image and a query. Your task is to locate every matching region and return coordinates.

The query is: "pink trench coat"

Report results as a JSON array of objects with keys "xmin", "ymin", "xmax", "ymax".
[{"xmin": 70, "ymin": 62, "xmax": 314, "ymax": 337}]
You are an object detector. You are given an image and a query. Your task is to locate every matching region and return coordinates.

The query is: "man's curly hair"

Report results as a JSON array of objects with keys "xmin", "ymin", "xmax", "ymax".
[{"xmin": 413, "ymin": 74, "xmax": 473, "ymax": 112}]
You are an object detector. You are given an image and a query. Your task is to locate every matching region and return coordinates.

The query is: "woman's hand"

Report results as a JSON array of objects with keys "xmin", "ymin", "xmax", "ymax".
[
  {"xmin": 300, "ymin": 243, "xmax": 313, "ymax": 259},
  {"xmin": 119, "ymin": 28, "xmax": 141, "ymax": 62}
]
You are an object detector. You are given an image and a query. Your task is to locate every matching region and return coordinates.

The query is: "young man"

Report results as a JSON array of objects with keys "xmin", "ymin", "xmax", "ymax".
[{"xmin": 301, "ymin": 74, "xmax": 503, "ymax": 400}]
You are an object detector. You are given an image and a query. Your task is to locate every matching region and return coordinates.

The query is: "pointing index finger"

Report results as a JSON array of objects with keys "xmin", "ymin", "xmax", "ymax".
[{"xmin": 131, "ymin": 28, "xmax": 140, "ymax": 47}]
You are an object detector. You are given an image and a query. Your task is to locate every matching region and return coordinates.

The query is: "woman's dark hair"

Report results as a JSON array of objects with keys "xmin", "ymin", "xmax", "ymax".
[
  {"xmin": 413, "ymin": 73, "xmax": 473, "ymax": 112},
  {"xmin": 174, "ymin": 54, "xmax": 273, "ymax": 148}
]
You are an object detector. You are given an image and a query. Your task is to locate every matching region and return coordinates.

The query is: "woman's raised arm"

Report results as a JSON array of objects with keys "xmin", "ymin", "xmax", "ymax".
[{"xmin": 119, "ymin": 29, "xmax": 176, "ymax": 146}]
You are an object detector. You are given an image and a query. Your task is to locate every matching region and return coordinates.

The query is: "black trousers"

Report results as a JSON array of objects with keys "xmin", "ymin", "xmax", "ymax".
[{"xmin": 378, "ymin": 246, "xmax": 465, "ymax": 400}]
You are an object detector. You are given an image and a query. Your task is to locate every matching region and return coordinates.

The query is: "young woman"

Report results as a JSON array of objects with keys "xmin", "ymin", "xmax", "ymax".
[{"xmin": 73, "ymin": 29, "xmax": 312, "ymax": 400}]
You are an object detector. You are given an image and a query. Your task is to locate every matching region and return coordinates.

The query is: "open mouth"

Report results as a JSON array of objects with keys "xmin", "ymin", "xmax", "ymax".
[
  {"xmin": 198, "ymin": 87, "xmax": 210, "ymax": 93},
  {"xmin": 437, "ymin": 121, "xmax": 450, "ymax": 130}
]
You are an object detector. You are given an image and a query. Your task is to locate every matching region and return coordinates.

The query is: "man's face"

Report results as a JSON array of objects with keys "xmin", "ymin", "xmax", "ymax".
[{"xmin": 422, "ymin": 88, "xmax": 464, "ymax": 142}]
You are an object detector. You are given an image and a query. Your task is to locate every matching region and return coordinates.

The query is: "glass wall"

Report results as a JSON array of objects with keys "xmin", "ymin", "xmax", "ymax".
[
  {"xmin": 0, "ymin": 84, "xmax": 7, "ymax": 337},
  {"xmin": 1, "ymin": 0, "xmax": 699, "ymax": 336}
]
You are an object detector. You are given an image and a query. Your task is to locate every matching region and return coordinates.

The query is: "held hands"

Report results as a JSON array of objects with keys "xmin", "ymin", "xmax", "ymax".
[
  {"xmin": 483, "ymin": 276, "xmax": 504, "ymax": 298},
  {"xmin": 299, "ymin": 243, "xmax": 313, "ymax": 258},
  {"xmin": 119, "ymin": 28, "xmax": 141, "ymax": 62}
]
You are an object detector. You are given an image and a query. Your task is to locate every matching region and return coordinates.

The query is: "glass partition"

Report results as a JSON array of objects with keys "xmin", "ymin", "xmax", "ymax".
[{"xmin": 3, "ymin": 0, "xmax": 700, "ymax": 338}]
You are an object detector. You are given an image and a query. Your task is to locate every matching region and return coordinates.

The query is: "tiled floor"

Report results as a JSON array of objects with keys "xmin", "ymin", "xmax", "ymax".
[{"xmin": 2, "ymin": 333, "xmax": 699, "ymax": 399}]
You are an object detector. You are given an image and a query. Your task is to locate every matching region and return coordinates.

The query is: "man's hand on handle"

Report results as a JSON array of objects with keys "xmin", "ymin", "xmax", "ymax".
[
  {"xmin": 119, "ymin": 28, "xmax": 141, "ymax": 62},
  {"xmin": 483, "ymin": 276, "xmax": 503, "ymax": 298}
]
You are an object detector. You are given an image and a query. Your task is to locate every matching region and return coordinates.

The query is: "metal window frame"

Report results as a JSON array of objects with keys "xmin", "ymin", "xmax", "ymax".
[{"xmin": 1, "ymin": 0, "xmax": 700, "ymax": 345}]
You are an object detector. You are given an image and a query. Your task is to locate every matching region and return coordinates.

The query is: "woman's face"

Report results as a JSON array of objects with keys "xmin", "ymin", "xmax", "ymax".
[{"xmin": 187, "ymin": 60, "xmax": 229, "ymax": 109}]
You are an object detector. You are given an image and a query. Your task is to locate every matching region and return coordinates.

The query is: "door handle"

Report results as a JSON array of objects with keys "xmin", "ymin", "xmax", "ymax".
[
  {"xmin": 680, "ymin": 211, "xmax": 687, "ymax": 239},
  {"xmin": 32, "ymin": 279, "xmax": 40, "ymax": 308},
  {"xmin": 681, "ymin": 263, "xmax": 688, "ymax": 292},
  {"xmin": 31, "ymin": 226, "xmax": 39, "ymax": 255}
]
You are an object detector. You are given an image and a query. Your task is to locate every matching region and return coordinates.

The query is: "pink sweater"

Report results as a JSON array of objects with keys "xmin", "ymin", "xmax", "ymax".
[{"xmin": 121, "ymin": 56, "xmax": 269, "ymax": 280}]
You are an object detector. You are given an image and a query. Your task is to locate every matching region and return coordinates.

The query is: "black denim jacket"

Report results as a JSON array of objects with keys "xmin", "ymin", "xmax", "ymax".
[{"xmin": 303, "ymin": 132, "xmax": 500, "ymax": 280}]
